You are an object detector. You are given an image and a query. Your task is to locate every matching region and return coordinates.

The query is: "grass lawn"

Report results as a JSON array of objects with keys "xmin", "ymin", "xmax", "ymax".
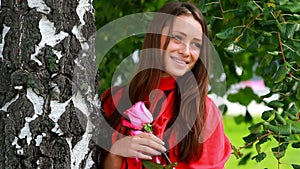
[{"xmin": 223, "ymin": 115, "xmax": 300, "ymax": 169}]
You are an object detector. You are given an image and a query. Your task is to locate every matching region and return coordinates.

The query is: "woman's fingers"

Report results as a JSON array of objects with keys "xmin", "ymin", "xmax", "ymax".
[
  {"xmin": 133, "ymin": 134, "xmax": 166, "ymax": 153},
  {"xmin": 134, "ymin": 144, "xmax": 161, "ymax": 156},
  {"xmin": 133, "ymin": 150, "xmax": 153, "ymax": 160},
  {"xmin": 139, "ymin": 133, "xmax": 165, "ymax": 145},
  {"xmin": 110, "ymin": 133, "xmax": 166, "ymax": 158}
]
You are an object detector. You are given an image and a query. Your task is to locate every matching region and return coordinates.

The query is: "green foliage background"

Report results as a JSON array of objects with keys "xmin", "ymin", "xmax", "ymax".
[{"xmin": 93, "ymin": 0, "xmax": 300, "ymax": 168}]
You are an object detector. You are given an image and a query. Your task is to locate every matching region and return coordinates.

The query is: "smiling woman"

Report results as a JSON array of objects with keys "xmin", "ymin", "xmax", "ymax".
[
  {"xmin": 161, "ymin": 15, "xmax": 203, "ymax": 77},
  {"xmin": 100, "ymin": 2, "xmax": 232, "ymax": 169}
]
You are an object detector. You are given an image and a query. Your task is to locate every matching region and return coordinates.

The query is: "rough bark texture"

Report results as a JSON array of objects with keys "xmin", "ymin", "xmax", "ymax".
[{"xmin": 0, "ymin": 0, "xmax": 104, "ymax": 168}]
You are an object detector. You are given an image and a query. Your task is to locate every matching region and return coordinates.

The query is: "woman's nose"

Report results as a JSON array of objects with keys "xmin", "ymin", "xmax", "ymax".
[{"xmin": 178, "ymin": 42, "xmax": 190, "ymax": 56}]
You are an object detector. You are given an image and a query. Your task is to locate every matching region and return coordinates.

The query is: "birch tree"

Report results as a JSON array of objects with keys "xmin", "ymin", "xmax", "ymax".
[{"xmin": 0, "ymin": 0, "xmax": 103, "ymax": 168}]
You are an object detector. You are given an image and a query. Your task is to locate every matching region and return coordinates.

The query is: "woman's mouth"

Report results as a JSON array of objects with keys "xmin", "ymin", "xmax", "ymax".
[{"xmin": 172, "ymin": 57, "xmax": 187, "ymax": 65}]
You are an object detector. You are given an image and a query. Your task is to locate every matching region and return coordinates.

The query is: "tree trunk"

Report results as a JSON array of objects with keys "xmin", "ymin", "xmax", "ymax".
[{"xmin": 0, "ymin": 0, "xmax": 103, "ymax": 168}]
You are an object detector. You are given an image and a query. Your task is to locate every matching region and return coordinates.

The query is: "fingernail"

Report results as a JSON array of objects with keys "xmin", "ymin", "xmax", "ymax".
[{"xmin": 162, "ymin": 146, "xmax": 167, "ymax": 152}]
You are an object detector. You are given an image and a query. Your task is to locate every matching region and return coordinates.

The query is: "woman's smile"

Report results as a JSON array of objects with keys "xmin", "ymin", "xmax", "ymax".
[{"xmin": 170, "ymin": 56, "xmax": 188, "ymax": 65}]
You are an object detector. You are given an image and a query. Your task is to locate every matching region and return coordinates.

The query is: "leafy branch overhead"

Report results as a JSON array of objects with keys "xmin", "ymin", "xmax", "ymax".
[{"xmin": 200, "ymin": 0, "xmax": 300, "ymax": 168}]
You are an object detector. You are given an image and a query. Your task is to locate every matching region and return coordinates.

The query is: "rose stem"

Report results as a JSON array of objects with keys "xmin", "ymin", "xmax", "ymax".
[{"xmin": 162, "ymin": 152, "xmax": 172, "ymax": 164}]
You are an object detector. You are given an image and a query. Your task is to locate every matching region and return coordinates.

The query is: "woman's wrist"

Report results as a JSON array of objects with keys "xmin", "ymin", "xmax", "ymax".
[
  {"xmin": 108, "ymin": 151, "xmax": 122, "ymax": 161},
  {"xmin": 103, "ymin": 152, "xmax": 123, "ymax": 169},
  {"xmin": 103, "ymin": 143, "xmax": 123, "ymax": 169}
]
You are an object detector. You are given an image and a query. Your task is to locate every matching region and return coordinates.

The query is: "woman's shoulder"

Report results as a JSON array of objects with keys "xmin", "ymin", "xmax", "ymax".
[
  {"xmin": 101, "ymin": 86, "xmax": 126, "ymax": 101},
  {"xmin": 101, "ymin": 86, "xmax": 127, "ymax": 116},
  {"xmin": 205, "ymin": 95, "xmax": 222, "ymax": 117},
  {"xmin": 205, "ymin": 96, "xmax": 215, "ymax": 108}
]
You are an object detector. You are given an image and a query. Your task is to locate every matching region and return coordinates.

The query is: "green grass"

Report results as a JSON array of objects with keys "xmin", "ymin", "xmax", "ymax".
[{"xmin": 223, "ymin": 116, "xmax": 300, "ymax": 169}]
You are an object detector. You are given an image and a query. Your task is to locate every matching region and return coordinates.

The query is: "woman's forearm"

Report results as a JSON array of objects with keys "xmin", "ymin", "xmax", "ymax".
[{"xmin": 103, "ymin": 152, "xmax": 123, "ymax": 169}]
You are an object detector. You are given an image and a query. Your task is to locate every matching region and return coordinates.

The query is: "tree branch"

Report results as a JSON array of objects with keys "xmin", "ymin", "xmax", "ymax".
[
  {"xmin": 277, "ymin": 32, "xmax": 300, "ymax": 81},
  {"xmin": 238, "ymin": 132, "xmax": 273, "ymax": 150},
  {"xmin": 218, "ymin": 0, "xmax": 224, "ymax": 18},
  {"xmin": 234, "ymin": 13, "xmax": 262, "ymax": 43},
  {"xmin": 278, "ymin": 32, "xmax": 287, "ymax": 63}
]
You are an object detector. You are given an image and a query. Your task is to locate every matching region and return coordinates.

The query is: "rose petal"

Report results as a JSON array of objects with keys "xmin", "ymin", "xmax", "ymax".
[
  {"xmin": 124, "ymin": 101, "xmax": 153, "ymax": 129},
  {"xmin": 130, "ymin": 130, "xmax": 143, "ymax": 136},
  {"xmin": 122, "ymin": 119, "xmax": 142, "ymax": 130}
]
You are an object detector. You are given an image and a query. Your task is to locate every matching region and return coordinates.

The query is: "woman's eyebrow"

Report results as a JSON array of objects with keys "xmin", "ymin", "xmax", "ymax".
[
  {"xmin": 172, "ymin": 31, "xmax": 186, "ymax": 36},
  {"xmin": 194, "ymin": 37, "xmax": 202, "ymax": 43}
]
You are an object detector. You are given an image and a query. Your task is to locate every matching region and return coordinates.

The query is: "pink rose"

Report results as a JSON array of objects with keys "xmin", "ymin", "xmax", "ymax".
[
  {"xmin": 122, "ymin": 101, "xmax": 153, "ymax": 130},
  {"xmin": 121, "ymin": 102, "xmax": 177, "ymax": 168}
]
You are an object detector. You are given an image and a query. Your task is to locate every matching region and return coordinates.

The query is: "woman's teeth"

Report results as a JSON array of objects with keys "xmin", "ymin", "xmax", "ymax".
[{"xmin": 173, "ymin": 58, "xmax": 186, "ymax": 64}]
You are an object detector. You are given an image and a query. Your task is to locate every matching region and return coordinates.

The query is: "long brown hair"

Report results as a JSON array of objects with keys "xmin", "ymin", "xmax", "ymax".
[
  {"xmin": 105, "ymin": 1, "xmax": 209, "ymax": 162},
  {"xmin": 130, "ymin": 2, "xmax": 209, "ymax": 162}
]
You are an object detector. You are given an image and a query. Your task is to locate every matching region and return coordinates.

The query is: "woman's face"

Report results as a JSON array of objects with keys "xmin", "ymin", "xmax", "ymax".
[{"xmin": 161, "ymin": 15, "xmax": 203, "ymax": 77}]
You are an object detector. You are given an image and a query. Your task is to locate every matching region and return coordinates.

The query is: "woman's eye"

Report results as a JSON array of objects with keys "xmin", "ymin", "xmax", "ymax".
[
  {"xmin": 172, "ymin": 35, "xmax": 183, "ymax": 41},
  {"xmin": 192, "ymin": 42, "xmax": 202, "ymax": 49}
]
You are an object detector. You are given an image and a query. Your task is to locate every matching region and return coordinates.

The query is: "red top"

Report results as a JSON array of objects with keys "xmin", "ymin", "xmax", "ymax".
[{"xmin": 101, "ymin": 77, "xmax": 232, "ymax": 169}]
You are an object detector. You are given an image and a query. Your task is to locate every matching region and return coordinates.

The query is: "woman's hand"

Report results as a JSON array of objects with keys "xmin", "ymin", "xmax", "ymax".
[{"xmin": 110, "ymin": 132, "xmax": 166, "ymax": 160}]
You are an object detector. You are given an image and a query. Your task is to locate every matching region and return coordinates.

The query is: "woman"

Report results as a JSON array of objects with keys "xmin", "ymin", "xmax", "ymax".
[{"xmin": 101, "ymin": 1, "xmax": 231, "ymax": 169}]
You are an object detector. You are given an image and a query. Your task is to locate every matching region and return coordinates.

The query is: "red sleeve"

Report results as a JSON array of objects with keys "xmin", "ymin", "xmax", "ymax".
[
  {"xmin": 99, "ymin": 88, "xmax": 127, "ymax": 168},
  {"xmin": 171, "ymin": 97, "xmax": 232, "ymax": 169},
  {"xmin": 190, "ymin": 98, "xmax": 231, "ymax": 169},
  {"xmin": 101, "ymin": 87, "xmax": 124, "ymax": 117}
]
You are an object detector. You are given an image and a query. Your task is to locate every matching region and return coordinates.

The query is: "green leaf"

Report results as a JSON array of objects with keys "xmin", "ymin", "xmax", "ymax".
[
  {"xmin": 275, "ymin": 112, "xmax": 287, "ymax": 125},
  {"xmin": 272, "ymin": 143, "xmax": 289, "ymax": 159},
  {"xmin": 164, "ymin": 162, "xmax": 178, "ymax": 169},
  {"xmin": 292, "ymin": 164, "xmax": 300, "ymax": 169},
  {"xmin": 227, "ymin": 87, "xmax": 260, "ymax": 106},
  {"xmin": 248, "ymin": 122, "xmax": 263, "ymax": 134},
  {"xmin": 292, "ymin": 141, "xmax": 300, "ymax": 148},
  {"xmin": 296, "ymin": 87, "xmax": 300, "ymax": 100},
  {"xmin": 281, "ymin": 23, "xmax": 298, "ymax": 39},
  {"xmin": 278, "ymin": 3, "xmax": 300, "ymax": 13},
  {"xmin": 261, "ymin": 110, "xmax": 276, "ymax": 121},
  {"xmin": 271, "ymin": 83, "xmax": 287, "ymax": 93},
  {"xmin": 245, "ymin": 110, "xmax": 253, "ymax": 123},
  {"xmin": 216, "ymin": 27, "xmax": 234, "ymax": 39},
  {"xmin": 224, "ymin": 43, "xmax": 245, "ymax": 56},
  {"xmin": 263, "ymin": 31, "xmax": 273, "ymax": 37},
  {"xmin": 219, "ymin": 104, "xmax": 228, "ymax": 115},
  {"xmin": 243, "ymin": 133, "xmax": 260, "ymax": 143},
  {"xmin": 260, "ymin": 20, "xmax": 277, "ymax": 27},
  {"xmin": 142, "ymin": 160, "xmax": 164, "ymax": 169},
  {"xmin": 260, "ymin": 91, "xmax": 273, "ymax": 98},
  {"xmin": 292, "ymin": 124, "xmax": 300, "ymax": 134},
  {"xmin": 288, "ymin": 105, "xmax": 298, "ymax": 116},
  {"xmin": 238, "ymin": 152, "xmax": 251, "ymax": 165},
  {"xmin": 284, "ymin": 111, "xmax": 298, "ymax": 120},
  {"xmin": 267, "ymin": 51, "xmax": 279, "ymax": 56},
  {"xmin": 247, "ymin": 38, "xmax": 260, "ymax": 52},
  {"xmin": 274, "ymin": 65, "xmax": 288, "ymax": 83},
  {"xmin": 251, "ymin": 152, "xmax": 266, "ymax": 163},
  {"xmin": 255, "ymin": 143, "xmax": 261, "ymax": 153},
  {"xmin": 234, "ymin": 115, "xmax": 244, "ymax": 124},
  {"xmin": 267, "ymin": 101, "xmax": 284, "ymax": 109},
  {"xmin": 296, "ymin": 53, "xmax": 300, "ymax": 65},
  {"xmin": 276, "ymin": 20, "xmax": 283, "ymax": 32},
  {"xmin": 143, "ymin": 124, "xmax": 152, "ymax": 133},
  {"xmin": 262, "ymin": 61, "xmax": 277, "ymax": 78},
  {"xmin": 264, "ymin": 122, "xmax": 292, "ymax": 136},
  {"xmin": 273, "ymin": 135, "xmax": 290, "ymax": 143},
  {"xmin": 258, "ymin": 135, "xmax": 270, "ymax": 144}
]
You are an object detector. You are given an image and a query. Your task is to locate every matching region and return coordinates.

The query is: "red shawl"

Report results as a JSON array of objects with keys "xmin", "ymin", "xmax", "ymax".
[{"xmin": 101, "ymin": 77, "xmax": 232, "ymax": 169}]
